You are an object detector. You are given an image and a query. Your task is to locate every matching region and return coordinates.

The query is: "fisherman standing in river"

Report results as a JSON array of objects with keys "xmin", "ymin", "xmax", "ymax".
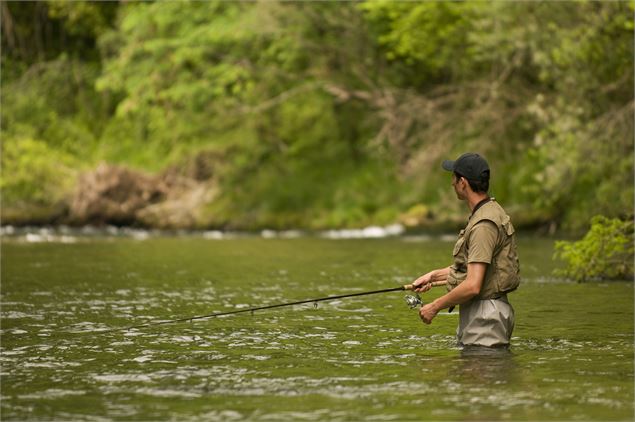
[{"xmin": 413, "ymin": 153, "xmax": 520, "ymax": 348}]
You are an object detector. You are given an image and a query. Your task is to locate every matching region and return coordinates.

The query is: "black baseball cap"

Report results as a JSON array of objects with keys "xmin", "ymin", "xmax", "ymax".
[{"xmin": 442, "ymin": 153, "xmax": 490, "ymax": 181}]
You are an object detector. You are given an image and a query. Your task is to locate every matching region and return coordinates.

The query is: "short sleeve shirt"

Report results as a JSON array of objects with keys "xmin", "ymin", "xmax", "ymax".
[{"xmin": 467, "ymin": 220, "xmax": 498, "ymax": 264}]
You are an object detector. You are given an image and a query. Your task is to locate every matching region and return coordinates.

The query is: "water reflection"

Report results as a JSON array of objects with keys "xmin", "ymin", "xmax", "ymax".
[{"xmin": 452, "ymin": 346, "xmax": 518, "ymax": 385}]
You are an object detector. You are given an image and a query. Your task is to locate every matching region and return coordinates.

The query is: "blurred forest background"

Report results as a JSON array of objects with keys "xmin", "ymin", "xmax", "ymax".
[{"xmin": 1, "ymin": 1, "xmax": 633, "ymax": 233}]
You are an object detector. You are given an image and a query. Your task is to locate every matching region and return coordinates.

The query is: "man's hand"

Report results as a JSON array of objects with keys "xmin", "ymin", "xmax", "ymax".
[
  {"xmin": 412, "ymin": 267, "xmax": 450, "ymax": 293},
  {"xmin": 417, "ymin": 263, "xmax": 486, "ymax": 324},
  {"xmin": 412, "ymin": 271, "xmax": 435, "ymax": 293},
  {"xmin": 419, "ymin": 301, "xmax": 439, "ymax": 324}
]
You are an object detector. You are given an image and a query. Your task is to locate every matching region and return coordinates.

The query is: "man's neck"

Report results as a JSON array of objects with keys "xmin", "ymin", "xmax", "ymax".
[{"xmin": 467, "ymin": 193, "xmax": 490, "ymax": 212}]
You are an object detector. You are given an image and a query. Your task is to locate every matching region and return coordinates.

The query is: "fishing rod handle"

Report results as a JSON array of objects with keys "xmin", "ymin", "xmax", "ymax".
[{"xmin": 403, "ymin": 281, "xmax": 446, "ymax": 291}]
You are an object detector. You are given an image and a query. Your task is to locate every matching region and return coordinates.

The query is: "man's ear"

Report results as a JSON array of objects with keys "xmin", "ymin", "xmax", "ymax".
[{"xmin": 459, "ymin": 177, "xmax": 469, "ymax": 191}]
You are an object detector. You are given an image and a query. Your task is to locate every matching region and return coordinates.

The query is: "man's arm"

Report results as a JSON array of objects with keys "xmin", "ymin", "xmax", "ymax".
[{"xmin": 419, "ymin": 262, "xmax": 487, "ymax": 324}]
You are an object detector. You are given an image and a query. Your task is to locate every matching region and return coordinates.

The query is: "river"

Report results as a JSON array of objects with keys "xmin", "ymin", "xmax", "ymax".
[{"xmin": 1, "ymin": 232, "xmax": 633, "ymax": 420}]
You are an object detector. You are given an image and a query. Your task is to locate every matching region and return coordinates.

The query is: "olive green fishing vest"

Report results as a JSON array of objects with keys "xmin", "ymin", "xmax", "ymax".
[{"xmin": 447, "ymin": 199, "xmax": 520, "ymax": 299}]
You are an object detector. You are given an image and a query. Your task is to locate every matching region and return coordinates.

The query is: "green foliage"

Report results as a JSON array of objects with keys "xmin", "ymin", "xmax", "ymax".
[
  {"xmin": 1, "ymin": 56, "xmax": 103, "ymax": 156},
  {"xmin": 357, "ymin": 1, "xmax": 633, "ymax": 231},
  {"xmin": 1, "ymin": 137, "xmax": 78, "ymax": 206},
  {"xmin": 1, "ymin": 1, "xmax": 633, "ymax": 230},
  {"xmin": 510, "ymin": 2, "xmax": 634, "ymax": 229},
  {"xmin": 553, "ymin": 216, "xmax": 634, "ymax": 282},
  {"xmin": 93, "ymin": 0, "xmax": 401, "ymax": 227},
  {"xmin": 94, "ymin": 1, "xmax": 285, "ymax": 169},
  {"xmin": 1, "ymin": 1, "xmax": 117, "ymax": 67},
  {"xmin": 46, "ymin": 1, "xmax": 116, "ymax": 40},
  {"xmin": 361, "ymin": 1, "xmax": 475, "ymax": 82}
]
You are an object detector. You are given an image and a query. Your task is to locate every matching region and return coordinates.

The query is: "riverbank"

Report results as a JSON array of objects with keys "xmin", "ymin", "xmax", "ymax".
[
  {"xmin": 0, "ymin": 223, "xmax": 447, "ymax": 243},
  {"xmin": 2, "ymin": 221, "xmax": 572, "ymax": 245},
  {"xmin": 1, "ymin": 161, "xmax": 562, "ymax": 234}
]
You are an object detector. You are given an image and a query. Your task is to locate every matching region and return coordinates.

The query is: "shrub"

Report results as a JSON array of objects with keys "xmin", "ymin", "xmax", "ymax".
[
  {"xmin": 0, "ymin": 137, "xmax": 78, "ymax": 206},
  {"xmin": 553, "ymin": 216, "xmax": 634, "ymax": 282}
]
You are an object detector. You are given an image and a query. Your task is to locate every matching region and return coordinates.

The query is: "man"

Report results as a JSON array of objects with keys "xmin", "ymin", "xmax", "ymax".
[{"xmin": 413, "ymin": 153, "xmax": 520, "ymax": 348}]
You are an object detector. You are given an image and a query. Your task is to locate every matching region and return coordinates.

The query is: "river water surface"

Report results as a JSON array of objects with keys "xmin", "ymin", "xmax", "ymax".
[{"xmin": 1, "ymin": 233, "xmax": 633, "ymax": 420}]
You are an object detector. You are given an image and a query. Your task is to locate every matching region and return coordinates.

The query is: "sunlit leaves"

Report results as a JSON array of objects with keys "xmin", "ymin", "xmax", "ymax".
[
  {"xmin": 554, "ymin": 216, "xmax": 634, "ymax": 282},
  {"xmin": 0, "ymin": 137, "xmax": 78, "ymax": 205}
]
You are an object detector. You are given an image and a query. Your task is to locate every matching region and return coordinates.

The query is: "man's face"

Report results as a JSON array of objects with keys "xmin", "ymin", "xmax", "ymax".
[{"xmin": 452, "ymin": 174, "xmax": 467, "ymax": 200}]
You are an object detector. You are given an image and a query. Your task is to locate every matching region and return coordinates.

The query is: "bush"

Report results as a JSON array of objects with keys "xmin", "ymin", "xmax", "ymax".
[
  {"xmin": 0, "ymin": 137, "xmax": 78, "ymax": 206},
  {"xmin": 553, "ymin": 216, "xmax": 634, "ymax": 282}
]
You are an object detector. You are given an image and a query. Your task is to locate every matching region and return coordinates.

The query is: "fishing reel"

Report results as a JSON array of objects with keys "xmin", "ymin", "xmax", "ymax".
[{"xmin": 404, "ymin": 293, "xmax": 423, "ymax": 309}]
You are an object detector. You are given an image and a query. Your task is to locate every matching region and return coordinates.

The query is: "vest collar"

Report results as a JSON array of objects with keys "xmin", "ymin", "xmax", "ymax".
[{"xmin": 470, "ymin": 197, "xmax": 492, "ymax": 218}]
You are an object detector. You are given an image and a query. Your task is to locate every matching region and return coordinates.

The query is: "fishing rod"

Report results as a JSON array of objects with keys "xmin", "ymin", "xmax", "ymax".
[{"xmin": 112, "ymin": 281, "xmax": 446, "ymax": 332}]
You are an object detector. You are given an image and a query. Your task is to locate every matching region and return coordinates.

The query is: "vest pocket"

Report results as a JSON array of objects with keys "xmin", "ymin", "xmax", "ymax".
[
  {"xmin": 447, "ymin": 267, "xmax": 467, "ymax": 291},
  {"xmin": 452, "ymin": 232, "xmax": 466, "ymax": 256},
  {"xmin": 449, "ymin": 230, "xmax": 467, "ymax": 292},
  {"xmin": 503, "ymin": 217, "xmax": 514, "ymax": 236},
  {"xmin": 484, "ymin": 219, "xmax": 520, "ymax": 298},
  {"xmin": 496, "ymin": 240, "xmax": 521, "ymax": 294}
]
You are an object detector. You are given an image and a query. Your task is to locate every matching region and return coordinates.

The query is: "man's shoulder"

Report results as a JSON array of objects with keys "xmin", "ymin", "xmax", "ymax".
[
  {"xmin": 473, "ymin": 200, "xmax": 508, "ymax": 225},
  {"xmin": 469, "ymin": 220, "xmax": 498, "ymax": 241}
]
